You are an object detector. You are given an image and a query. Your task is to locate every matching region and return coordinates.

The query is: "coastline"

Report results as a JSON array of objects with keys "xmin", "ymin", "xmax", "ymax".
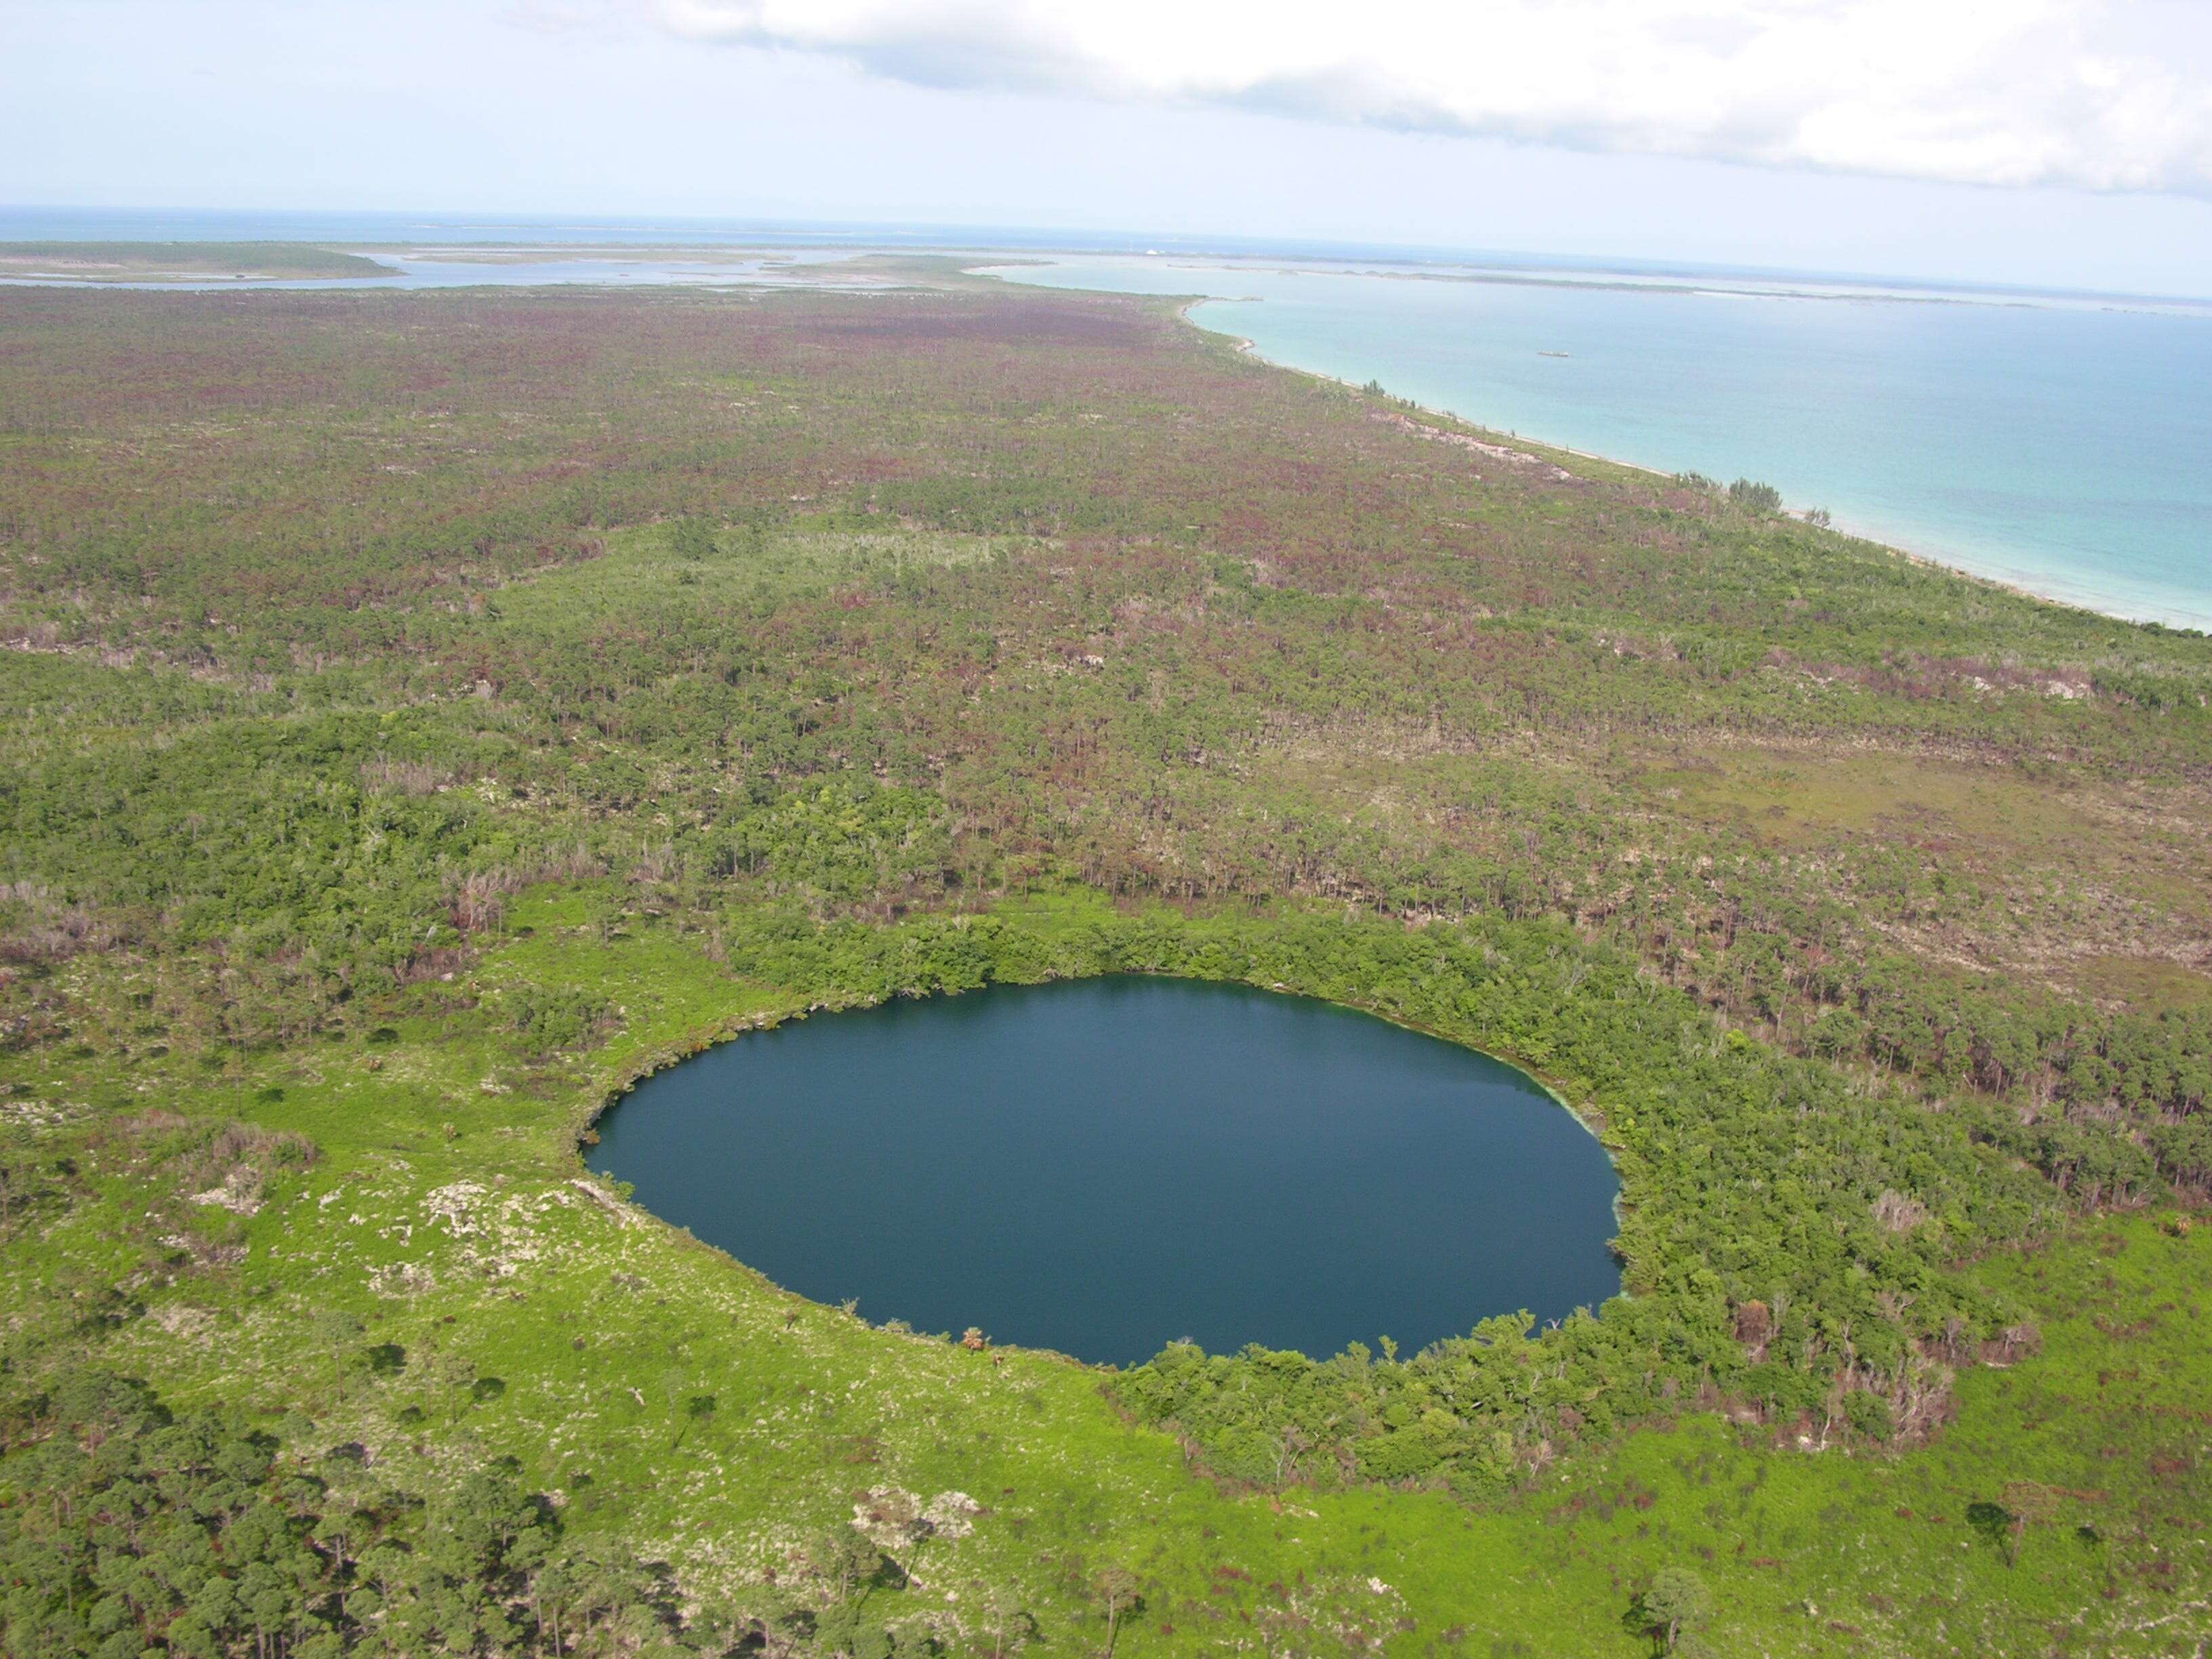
[
  {"xmin": 1155, "ymin": 294, "xmax": 2203, "ymax": 636},
  {"xmin": 7, "ymin": 241, "xmax": 2200, "ymax": 632}
]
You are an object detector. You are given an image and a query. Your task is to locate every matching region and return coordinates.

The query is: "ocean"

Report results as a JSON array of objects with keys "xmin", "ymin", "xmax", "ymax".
[
  {"xmin": 5, "ymin": 209, "xmax": 2205, "ymax": 629},
  {"xmin": 1002, "ymin": 257, "xmax": 2212, "ymax": 632}
]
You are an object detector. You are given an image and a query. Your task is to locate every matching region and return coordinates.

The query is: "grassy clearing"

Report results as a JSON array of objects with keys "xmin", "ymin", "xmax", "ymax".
[{"xmin": 2070, "ymin": 956, "xmax": 2212, "ymax": 1013}]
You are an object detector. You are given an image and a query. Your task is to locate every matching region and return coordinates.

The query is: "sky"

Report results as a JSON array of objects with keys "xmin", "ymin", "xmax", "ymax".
[{"xmin": 7, "ymin": 0, "xmax": 2212, "ymax": 295}]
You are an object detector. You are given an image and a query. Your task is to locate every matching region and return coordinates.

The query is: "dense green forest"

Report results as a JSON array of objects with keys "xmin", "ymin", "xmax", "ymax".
[{"xmin": 1, "ymin": 270, "xmax": 2207, "ymax": 1655}]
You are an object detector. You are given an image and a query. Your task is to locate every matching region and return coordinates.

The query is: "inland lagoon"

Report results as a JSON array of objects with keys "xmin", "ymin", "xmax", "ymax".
[{"xmin": 592, "ymin": 976, "xmax": 1621, "ymax": 1364}]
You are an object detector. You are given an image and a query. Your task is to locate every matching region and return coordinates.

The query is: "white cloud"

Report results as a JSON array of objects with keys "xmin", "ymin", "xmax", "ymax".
[{"xmin": 647, "ymin": 0, "xmax": 2212, "ymax": 197}]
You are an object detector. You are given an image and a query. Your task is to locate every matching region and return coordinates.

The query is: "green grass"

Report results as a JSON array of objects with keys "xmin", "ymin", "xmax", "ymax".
[{"xmin": 8, "ymin": 888, "xmax": 2207, "ymax": 1654}]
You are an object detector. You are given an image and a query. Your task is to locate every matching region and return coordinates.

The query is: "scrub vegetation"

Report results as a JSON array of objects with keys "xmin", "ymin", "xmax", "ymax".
[{"xmin": 0, "ymin": 274, "xmax": 2208, "ymax": 1655}]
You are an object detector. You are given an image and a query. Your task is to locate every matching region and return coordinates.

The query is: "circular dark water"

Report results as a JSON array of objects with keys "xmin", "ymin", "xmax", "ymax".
[{"xmin": 594, "ymin": 976, "xmax": 1620, "ymax": 1365}]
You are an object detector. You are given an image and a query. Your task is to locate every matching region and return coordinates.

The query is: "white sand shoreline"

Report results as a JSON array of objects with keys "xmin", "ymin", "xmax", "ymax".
[{"xmin": 1166, "ymin": 297, "xmax": 2202, "ymax": 636}]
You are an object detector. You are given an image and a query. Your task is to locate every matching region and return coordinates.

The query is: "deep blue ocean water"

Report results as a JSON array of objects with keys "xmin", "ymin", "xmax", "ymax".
[
  {"xmin": 1006, "ymin": 258, "xmax": 2212, "ymax": 631},
  {"xmin": 594, "ymin": 977, "xmax": 1621, "ymax": 1364}
]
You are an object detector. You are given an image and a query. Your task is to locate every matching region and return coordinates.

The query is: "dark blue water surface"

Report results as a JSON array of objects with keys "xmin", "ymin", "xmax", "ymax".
[{"xmin": 593, "ymin": 976, "xmax": 1620, "ymax": 1365}]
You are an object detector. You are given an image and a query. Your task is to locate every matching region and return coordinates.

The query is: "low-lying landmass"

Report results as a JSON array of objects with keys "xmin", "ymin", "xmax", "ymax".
[
  {"xmin": 1, "ymin": 270, "xmax": 2207, "ymax": 1656},
  {"xmin": 0, "ymin": 240, "xmax": 390, "ymax": 281}
]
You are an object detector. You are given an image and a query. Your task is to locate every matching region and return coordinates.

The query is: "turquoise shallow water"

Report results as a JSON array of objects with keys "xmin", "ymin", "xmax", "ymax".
[
  {"xmin": 10, "ymin": 206, "xmax": 2203, "ymax": 628},
  {"xmin": 1003, "ymin": 258, "xmax": 2212, "ymax": 632}
]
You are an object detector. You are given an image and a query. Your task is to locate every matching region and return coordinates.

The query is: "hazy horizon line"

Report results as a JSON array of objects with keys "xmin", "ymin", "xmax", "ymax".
[{"xmin": 11, "ymin": 203, "xmax": 2212, "ymax": 309}]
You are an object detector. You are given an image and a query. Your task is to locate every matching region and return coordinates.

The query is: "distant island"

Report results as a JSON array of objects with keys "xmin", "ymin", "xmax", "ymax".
[{"xmin": 0, "ymin": 239, "xmax": 388, "ymax": 281}]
